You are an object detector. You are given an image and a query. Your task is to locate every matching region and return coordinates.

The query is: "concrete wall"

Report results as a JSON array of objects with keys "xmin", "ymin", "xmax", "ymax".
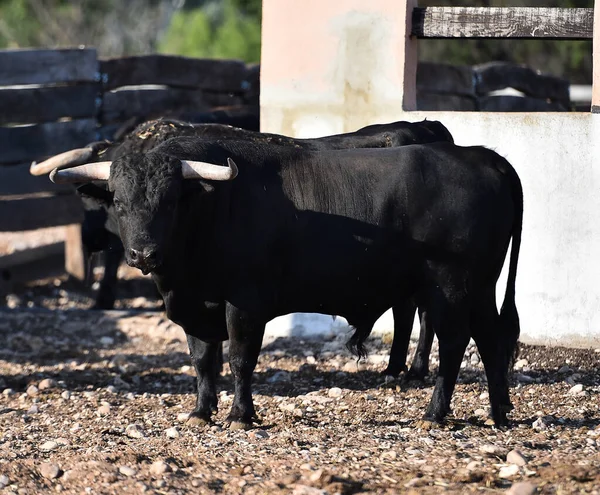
[{"xmin": 261, "ymin": 1, "xmax": 600, "ymax": 348}]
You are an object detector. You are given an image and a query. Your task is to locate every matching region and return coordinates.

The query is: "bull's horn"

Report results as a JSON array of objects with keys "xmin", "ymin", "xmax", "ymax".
[
  {"xmin": 49, "ymin": 162, "xmax": 112, "ymax": 184},
  {"xmin": 181, "ymin": 157, "xmax": 238, "ymax": 181},
  {"xmin": 30, "ymin": 147, "xmax": 95, "ymax": 176}
]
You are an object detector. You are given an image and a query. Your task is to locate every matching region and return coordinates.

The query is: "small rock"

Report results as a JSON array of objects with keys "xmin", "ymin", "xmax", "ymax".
[
  {"xmin": 514, "ymin": 359, "xmax": 529, "ymax": 370},
  {"xmin": 470, "ymin": 353, "xmax": 480, "ymax": 365},
  {"xmin": 292, "ymin": 485, "xmax": 326, "ymax": 495},
  {"xmin": 165, "ymin": 427, "xmax": 179, "ymax": 439},
  {"xmin": 61, "ymin": 391, "xmax": 71, "ymax": 400},
  {"xmin": 532, "ymin": 417, "xmax": 547, "ymax": 430},
  {"xmin": 499, "ymin": 464, "xmax": 520, "ymax": 479},
  {"xmin": 106, "ymin": 385, "xmax": 118, "ymax": 394},
  {"xmin": 119, "ymin": 466, "xmax": 137, "ymax": 477},
  {"xmin": 248, "ymin": 429, "xmax": 269, "ymax": 439},
  {"xmin": 100, "ymin": 336, "xmax": 115, "ymax": 346},
  {"xmin": 306, "ymin": 356, "xmax": 316, "ymax": 365},
  {"xmin": 38, "ymin": 379, "xmax": 57, "ymax": 390},
  {"xmin": 149, "ymin": 460, "xmax": 171, "ymax": 476},
  {"xmin": 480, "ymin": 444, "xmax": 502, "ymax": 456},
  {"xmin": 507, "ymin": 450, "xmax": 527, "ymax": 466},
  {"xmin": 177, "ymin": 413, "xmax": 190, "ymax": 422},
  {"xmin": 328, "ymin": 387, "xmax": 343, "ymax": 398},
  {"xmin": 97, "ymin": 405, "xmax": 111, "ymax": 416},
  {"xmin": 40, "ymin": 441, "xmax": 59, "ymax": 452},
  {"xmin": 27, "ymin": 405, "xmax": 39, "ymax": 414},
  {"xmin": 0, "ymin": 475, "xmax": 9, "ymax": 488},
  {"xmin": 479, "ymin": 391, "xmax": 489, "ymax": 400},
  {"xmin": 466, "ymin": 461, "xmax": 482, "ymax": 471},
  {"xmin": 2, "ymin": 388, "xmax": 14, "ymax": 396},
  {"xmin": 125, "ymin": 424, "xmax": 146, "ymax": 439},
  {"xmin": 507, "ymin": 481, "xmax": 537, "ymax": 495},
  {"xmin": 39, "ymin": 463, "xmax": 62, "ymax": 480},
  {"xmin": 267, "ymin": 371, "xmax": 290, "ymax": 383},
  {"xmin": 568, "ymin": 384, "xmax": 583, "ymax": 395},
  {"xmin": 474, "ymin": 408, "xmax": 487, "ymax": 418},
  {"xmin": 26, "ymin": 385, "xmax": 39, "ymax": 397}
]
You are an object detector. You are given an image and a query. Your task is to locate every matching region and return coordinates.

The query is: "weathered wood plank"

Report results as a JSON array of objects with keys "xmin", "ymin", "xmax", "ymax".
[
  {"xmin": 0, "ymin": 194, "xmax": 83, "ymax": 232},
  {"xmin": 478, "ymin": 95, "xmax": 569, "ymax": 111},
  {"xmin": 474, "ymin": 62, "xmax": 570, "ymax": 102},
  {"xmin": 102, "ymin": 88, "xmax": 212, "ymax": 123},
  {"xmin": 416, "ymin": 93, "xmax": 477, "ymax": 111},
  {"xmin": 65, "ymin": 224, "xmax": 85, "ymax": 281},
  {"xmin": 412, "ymin": 7, "xmax": 593, "ymax": 40},
  {"xmin": 417, "ymin": 62, "xmax": 475, "ymax": 97},
  {"xmin": 0, "ymin": 163, "xmax": 74, "ymax": 196},
  {"xmin": 0, "ymin": 48, "xmax": 98, "ymax": 86},
  {"xmin": 0, "ymin": 119, "xmax": 97, "ymax": 165},
  {"xmin": 0, "ymin": 84, "xmax": 99, "ymax": 125},
  {"xmin": 100, "ymin": 55, "xmax": 247, "ymax": 92},
  {"xmin": 0, "ymin": 242, "xmax": 65, "ymax": 295}
]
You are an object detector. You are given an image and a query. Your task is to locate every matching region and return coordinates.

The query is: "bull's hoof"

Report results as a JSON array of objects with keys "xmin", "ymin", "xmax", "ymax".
[
  {"xmin": 381, "ymin": 364, "xmax": 407, "ymax": 378},
  {"xmin": 404, "ymin": 368, "xmax": 427, "ymax": 384},
  {"xmin": 228, "ymin": 420, "xmax": 253, "ymax": 431},
  {"xmin": 187, "ymin": 413, "xmax": 212, "ymax": 427},
  {"xmin": 414, "ymin": 419, "xmax": 439, "ymax": 430}
]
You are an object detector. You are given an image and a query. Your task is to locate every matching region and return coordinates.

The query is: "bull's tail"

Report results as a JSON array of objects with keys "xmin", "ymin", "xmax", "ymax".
[
  {"xmin": 346, "ymin": 325, "xmax": 371, "ymax": 361},
  {"xmin": 499, "ymin": 160, "xmax": 523, "ymax": 369}
]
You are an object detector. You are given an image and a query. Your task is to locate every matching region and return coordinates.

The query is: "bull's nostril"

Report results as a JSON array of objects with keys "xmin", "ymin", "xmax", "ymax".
[
  {"xmin": 129, "ymin": 249, "xmax": 139, "ymax": 262},
  {"xmin": 144, "ymin": 249, "xmax": 156, "ymax": 262}
]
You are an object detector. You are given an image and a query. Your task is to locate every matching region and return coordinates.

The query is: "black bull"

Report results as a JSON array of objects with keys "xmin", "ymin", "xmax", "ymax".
[
  {"xmin": 41, "ymin": 118, "xmax": 456, "ymax": 380},
  {"xmin": 53, "ymin": 137, "xmax": 523, "ymax": 428}
]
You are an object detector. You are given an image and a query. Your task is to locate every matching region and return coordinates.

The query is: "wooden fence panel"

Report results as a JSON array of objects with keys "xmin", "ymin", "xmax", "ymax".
[
  {"xmin": 0, "ymin": 48, "xmax": 98, "ymax": 86},
  {"xmin": 412, "ymin": 7, "xmax": 593, "ymax": 40},
  {"xmin": 0, "ymin": 84, "xmax": 99, "ymax": 125},
  {"xmin": 100, "ymin": 55, "xmax": 247, "ymax": 92},
  {"xmin": 0, "ymin": 119, "xmax": 97, "ymax": 164},
  {"xmin": 0, "ymin": 194, "xmax": 83, "ymax": 231},
  {"xmin": 0, "ymin": 164, "xmax": 74, "ymax": 196}
]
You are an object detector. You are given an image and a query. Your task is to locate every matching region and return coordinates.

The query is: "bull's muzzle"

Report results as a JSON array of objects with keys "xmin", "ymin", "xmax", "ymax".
[{"xmin": 127, "ymin": 247, "xmax": 162, "ymax": 275}]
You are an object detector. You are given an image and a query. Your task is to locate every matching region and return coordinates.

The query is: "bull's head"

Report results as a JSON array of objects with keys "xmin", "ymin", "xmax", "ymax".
[{"xmin": 49, "ymin": 152, "xmax": 238, "ymax": 275}]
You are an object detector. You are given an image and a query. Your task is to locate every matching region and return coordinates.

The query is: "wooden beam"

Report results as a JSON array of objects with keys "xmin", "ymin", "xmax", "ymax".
[
  {"xmin": 64, "ymin": 223, "xmax": 86, "ymax": 281},
  {"xmin": 0, "ymin": 242, "xmax": 65, "ymax": 295},
  {"xmin": 593, "ymin": 0, "xmax": 600, "ymax": 112},
  {"xmin": 0, "ymin": 119, "xmax": 97, "ymax": 164},
  {"xmin": 0, "ymin": 84, "xmax": 99, "ymax": 125},
  {"xmin": 412, "ymin": 7, "xmax": 593, "ymax": 40},
  {"xmin": 100, "ymin": 55, "xmax": 247, "ymax": 92},
  {"xmin": 0, "ymin": 48, "xmax": 98, "ymax": 86},
  {"xmin": 0, "ymin": 163, "xmax": 74, "ymax": 196},
  {"xmin": 0, "ymin": 194, "xmax": 83, "ymax": 232}
]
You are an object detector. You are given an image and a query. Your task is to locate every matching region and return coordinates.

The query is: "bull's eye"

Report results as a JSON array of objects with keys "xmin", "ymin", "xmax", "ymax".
[{"xmin": 113, "ymin": 198, "xmax": 124, "ymax": 213}]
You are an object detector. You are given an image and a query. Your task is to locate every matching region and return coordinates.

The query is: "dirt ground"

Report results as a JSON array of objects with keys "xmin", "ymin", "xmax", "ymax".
[{"xmin": 1, "ymin": 271, "xmax": 599, "ymax": 494}]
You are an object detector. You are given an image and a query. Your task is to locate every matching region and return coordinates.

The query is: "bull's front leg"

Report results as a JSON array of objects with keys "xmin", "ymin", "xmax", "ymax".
[
  {"xmin": 225, "ymin": 303, "xmax": 265, "ymax": 430},
  {"xmin": 186, "ymin": 335, "xmax": 222, "ymax": 426}
]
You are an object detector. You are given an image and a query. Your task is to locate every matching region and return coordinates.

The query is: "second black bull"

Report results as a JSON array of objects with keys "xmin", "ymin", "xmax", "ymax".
[
  {"xmin": 51, "ymin": 137, "xmax": 523, "ymax": 428},
  {"xmin": 34, "ymin": 118, "xmax": 455, "ymax": 380}
]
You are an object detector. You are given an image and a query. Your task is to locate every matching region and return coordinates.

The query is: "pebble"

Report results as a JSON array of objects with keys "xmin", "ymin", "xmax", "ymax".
[
  {"xmin": 2, "ymin": 388, "xmax": 14, "ymax": 396},
  {"xmin": 125, "ymin": 424, "xmax": 146, "ymax": 439},
  {"xmin": 328, "ymin": 387, "xmax": 343, "ymax": 398},
  {"xmin": 532, "ymin": 417, "xmax": 547, "ymax": 430},
  {"xmin": 480, "ymin": 444, "xmax": 503, "ymax": 456},
  {"xmin": 26, "ymin": 385, "xmax": 39, "ymax": 397},
  {"xmin": 470, "ymin": 353, "xmax": 480, "ymax": 365},
  {"xmin": 177, "ymin": 413, "xmax": 190, "ymax": 422},
  {"xmin": 568, "ymin": 384, "xmax": 583, "ymax": 395},
  {"xmin": 306, "ymin": 356, "xmax": 316, "ymax": 364},
  {"xmin": 27, "ymin": 405, "xmax": 39, "ymax": 414},
  {"xmin": 248, "ymin": 429, "xmax": 269, "ymax": 439},
  {"xmin": 98, "ymin": 405, "xmax": 111, "ymax": 415},
  {"xmin": 0, "ymin": 475, "xmax": 8, "ymax": 489},
  {"xmin": 474, "ymin": 408, "xmax": 487, "ymax": 418},
  {"xmin": 38, "ymin": 379, "xmax": 57, "ymax": 390},
  {"xmin": 39, "ymin": 463, "xmax": 62, "ymax": 480},
  {"xmin": 499, "ymin": 464, "xmax": 520, "ymax": 479},
  {"xmin": 507, "ymin": 481, "xmax": 537, "ymax": 495},
  {"xmin": 267, "ymin": 371, "xmax": 290, "ymax": 383},
  {"xmin": 150, "ymin": 460, "xmax": 171, "ymax": 476},
  {"xmin": 119, "ymin": 466, "xmax": 137, "ymax": 477},
  {"xmin": 514, "ymin": 358, "xmax": 528, "ymax": 369},
  {"xmin": 61, "ymin": 391, "xmax": 71, "ymax": 400},
  {"xmin": 506, "ymin": 449, "xmax": 527, "ymax": 466},
  {"xmin": 40, "ymin": 441, "xmax": 59, "ymax": 452},
  {"xmin": 106, "ymin": 385, "xmax": 118, "ymax": 394},
  {"xmin": 165, "ymin": 427, "xmax": 180, "ymax": 439}
]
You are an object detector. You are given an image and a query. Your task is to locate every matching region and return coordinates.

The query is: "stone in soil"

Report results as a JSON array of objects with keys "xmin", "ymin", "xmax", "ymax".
[
  {"xmin": 39, "ymin": 441, "xmax": 59, "ymax": 452},
  {"xmin": 119, "ymin": 466, "xmax": 137, "ymax": 477},
  {"xmin": 26, "ymin": 385, "xmax": 39, "ymax": 397},
  {"xmin": 39, "ymin": 463, "xmax": 62, "ymax": 480},
  {"xmin": 125, "ymin": 424, "xmax": 146, "ymax": 439},
  {"xmin": 328, "ymin": 387, "xmax": 343, "ymax": 398},
  {"xmin": 507, "ymin": 450, "xmax": 528, "ymax": 466},
  {"xmin": 507, "ymin": 481, "xmax": 538, "ymax": 495},
  {"xmin": 165, "ymin": 427, "xmax": 179, "ymax": 439},
  {"xmin": 150, "ymin": 460, "xmax": 171, "ymax": 476},
  {"xmin": 38, "ymin": 378, "xmax": 57, "ymax": 390},
  {"xmin": 499, "ymin": 464, "xmax": 520, "ymax": 479}
]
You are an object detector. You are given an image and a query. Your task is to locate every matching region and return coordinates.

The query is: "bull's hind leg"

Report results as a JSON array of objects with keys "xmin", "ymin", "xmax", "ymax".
[
  {"xmin": 186, "ymin": 336, "xmax": 222, "ymax": 426},
  {"xmin": 382, "ymin": 299, "xmax": 417, "ymax": 377},
  {"xmin": 471, "ymin": 289, "xmax": 512, "ymax": 427},
  {"xmin": 225, "ymin": 304, "xmax": 265, "ymax": 430},
  {"xmin": 420, "ymin": 276, "xmax": 470, "ymax": 425},
  {"xmin": 405, "ymin": 307, "xmax": 435, "ymax": 382}
]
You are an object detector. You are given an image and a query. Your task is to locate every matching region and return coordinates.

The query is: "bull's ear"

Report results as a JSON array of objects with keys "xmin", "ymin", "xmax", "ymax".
[{"xmin": 76, "ymin": 183, "xmax": 112, "ymax": 205}]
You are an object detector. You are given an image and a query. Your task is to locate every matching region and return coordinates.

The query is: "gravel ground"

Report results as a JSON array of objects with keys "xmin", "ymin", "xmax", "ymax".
[{"xmin": 0, "ymin": 307, "xmax": 599, "ymax": 495}]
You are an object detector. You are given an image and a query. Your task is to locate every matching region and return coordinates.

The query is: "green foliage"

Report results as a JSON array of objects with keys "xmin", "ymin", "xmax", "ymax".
[{"xmin": 158, "ymin": 0, "xmax": 261, "ymax": 62}]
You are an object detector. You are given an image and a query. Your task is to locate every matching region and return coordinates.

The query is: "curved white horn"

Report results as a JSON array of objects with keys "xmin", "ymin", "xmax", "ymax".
[
  {"xmin": 30, "ymin": 147, "xmax": 95, "ymax": 176},
  {"xmin": 49, "ymin": 162, "xmax": 112, "ymax": 184},
  {"xmin": 181, "ymin": 157, "xmax": 238, "ymax": 181}
]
